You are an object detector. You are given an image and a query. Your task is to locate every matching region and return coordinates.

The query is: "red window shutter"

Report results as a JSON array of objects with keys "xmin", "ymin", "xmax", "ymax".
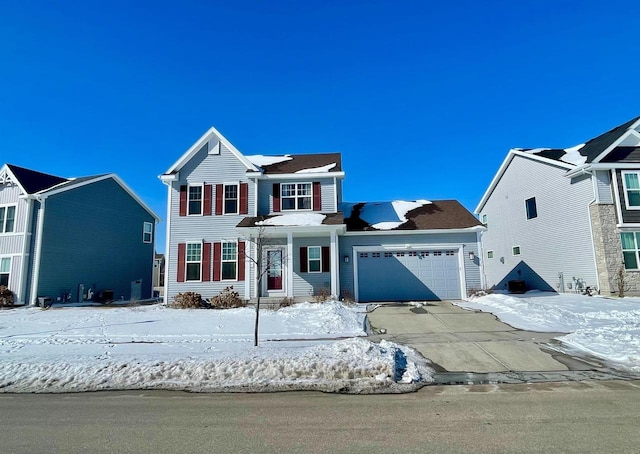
[
  {"xmin": 179, "ymin": 186, "xmax": 187, "ymax": 216},
  {"xmin": 215, "ymin": 184, "xmax": 223, "ymax": 215},
  {"xmin": 322, "ymin": 246, "xmax": 330, "ymax": 272},
  {"xmin": 300, "ymin": 247, "xmax": 308, "ymax": 273},
  {"xmin": 203, "ymin": 184, "xmax": 213, "ymax": 216},
  {"xmin": 273, "ymin": 183, "xmax": 281, "ymax": 212},
  {"xmin": 202, "ymin": 242, "xmax": 212, "ymax": 282},
  {"xmin": 240, "ymin": 183, "xmax": 249, "ymax": 215},
  {"xmin": 313, "ymin": 182, "xmax": 321, "ymax": 211},
  {"xmin": 238, "ymin": 241, "xmax": 246, "ymax": 281},
  {"xmin": 213, "ymin": 242, "xmax": 221, "ymax": 281},
  {"xmin": 177, "ymin": 243, "xmax": 186, "ymax": 282}
]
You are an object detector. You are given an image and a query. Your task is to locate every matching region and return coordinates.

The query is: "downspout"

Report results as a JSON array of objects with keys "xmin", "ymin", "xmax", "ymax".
[
  {"xmin": 29, "ymin": 195, "xmax": 47, "ymax": 305},
  {"xmin": 578, "ymin": 167, "xmax": 601, "ymax": 292},
  {"xmin": 18, "ymin": 196, "xmax": 34, "ymax": 304}
]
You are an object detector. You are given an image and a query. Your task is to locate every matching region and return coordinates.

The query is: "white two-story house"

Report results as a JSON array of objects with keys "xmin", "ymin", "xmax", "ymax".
[
  {"xmin": 161, "ymin": 127, "xmax": 484, "ymax": 303},
  {"xmin": 476, "ymin": 115, "xmax": 640, "ymax": 295}
]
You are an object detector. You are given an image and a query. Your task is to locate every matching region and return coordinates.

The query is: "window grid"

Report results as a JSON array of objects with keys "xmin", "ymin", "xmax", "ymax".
[
  {"xmin": 185, "ymin": 243, "xmax": 201, "ymax": 281},
  {"xmin": 308, "ymin": 246, "xmax": 321, "ymax": 272},
  {"xmin": 281, "ymin": 183, "xmax": 312, "ymax": 211},
  {"xmin": 620, "ymin": 232, "xmax": 640, "ymax": 269},
  {"xmin": 224, "ymin": 184, "xmax": 239, "ymax": 214},
  {"xmin": 222, "ymin": 242, "xmax": 238, "ymax": 280},
  {"xmin": 143, "ymin": 222, "xmax": 153, "ymax": 243},
  {"xmin": 487, "ymin": 251, "xmax": 494, "ymax": 259},
  {"xmin": 623, "ymin": 172, "xmax": 640, "ymax": 208},
  {"xmin": 188, "ymin": 186, "xmax": 203, "ymax": 215},
  {"xmin": 512, "ymin": 246, "xmax": 521, "ymax": 256},
  {"xmin": 0, "ymin": 257, "xmax": 10, "ymax": 287},
  {"xmin": 0, "ymin": 206, "xmax": 16, "ymax": 233}
]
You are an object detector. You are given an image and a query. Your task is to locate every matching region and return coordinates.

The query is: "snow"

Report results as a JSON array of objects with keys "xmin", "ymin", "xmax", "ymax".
[
  {"xmin": 358, "ymin": 200, "xmax": 432, "ymax": 230},
  {"xmin": 294, "ymin": 163, "xmax": 337, "ymax": 173},
  {"xmin": 512, "ymin": 144, "xmax": 587, "ymax": 166},
  {"xmin": 457, "ymin": 292, "xmax": 640, "ymax": 372},
  {"xmin": 0, "ymin": 302, "xmax": 434, "ymax": 393},
  {"xmin": 245, "ymin": 154, "xmax": 292, "ymax": 167},
  {"xmin": 255, "ymin": 213, "xmax": 326, "ymax": 226}
]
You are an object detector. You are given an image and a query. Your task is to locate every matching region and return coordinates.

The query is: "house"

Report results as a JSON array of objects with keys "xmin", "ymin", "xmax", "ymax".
[
  {"xmin": 0, "ymin": 164, "xmax": 160, "ymax": 304},
  {"xmin": 153, "ymin": 252, "xmax": 165, "ymax": 296},
  {"xmin": 160, "ymin": 127, "xmax": 484, "ymax": 303},
  {"xmin": 476, "ymin": 115, "xmax": 640, "ymax": 295}
]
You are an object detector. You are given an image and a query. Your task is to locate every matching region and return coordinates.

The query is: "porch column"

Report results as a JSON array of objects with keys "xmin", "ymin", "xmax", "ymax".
[
  {"xmin": 245, "ymin": 234, "xmax": 252, "ymax": 300},
  {"xmin": 287, "ymin": 232, "xmax": 294, "ymax": 297},
  {"xmin": 330, "ymin": 230, "xmax": 339, "ymax": 298}
]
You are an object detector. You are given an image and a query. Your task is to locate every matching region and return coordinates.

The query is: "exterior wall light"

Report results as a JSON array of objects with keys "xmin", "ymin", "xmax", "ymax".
[
  {"xmin": 344, "ymin": 255, "xmax": 349, "ymax": 263},
  {"xmin": 468, "ymin": 251, "xmax": 475, "ymax": 261}
]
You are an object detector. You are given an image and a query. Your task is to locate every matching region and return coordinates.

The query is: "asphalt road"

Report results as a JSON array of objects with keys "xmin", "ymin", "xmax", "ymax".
[{"xmin": 2, "ymin": 380, "xmax": 639, "ymax": 454}]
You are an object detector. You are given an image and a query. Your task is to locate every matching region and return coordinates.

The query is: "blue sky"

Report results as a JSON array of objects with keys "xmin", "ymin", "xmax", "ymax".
[{"xmin": 2, "ymin": 1, "xmax": 639, "ymax": 253}]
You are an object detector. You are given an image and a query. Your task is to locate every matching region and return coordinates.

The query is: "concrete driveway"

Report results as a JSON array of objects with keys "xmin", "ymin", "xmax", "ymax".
[{"xmin": 366, "ymin": 301, "xmax": 606, "ymax": 378}]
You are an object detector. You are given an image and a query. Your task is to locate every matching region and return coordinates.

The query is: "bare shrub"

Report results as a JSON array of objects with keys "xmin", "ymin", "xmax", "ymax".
[
  {"xmin": 340, "ymin": 290, "xmax": 355, "ymax": 306},
  {"xmin": 211, "ymin": 286, "xmax": 246, "ymax": 309},
  {"xmin": 171, "ymin": 291, "xmax": 203, "ymax": 309},
  {"xmin": 313, "ymin": 287, "xmax": 333, "ymax": 303},
  {"xmin": 0, "ymin": 286, "xmax": 14, "ymax": 307},
  {"xmin": 467, "ymin": 288, "xmax": 494, "ymax": 298},
  {"xmin": 279, "ymin": 297, "xmax": 295, "ymax": 308},
  {"xmin": 615, "ymin": 266, "xmax": 629, "ymax": 298}
]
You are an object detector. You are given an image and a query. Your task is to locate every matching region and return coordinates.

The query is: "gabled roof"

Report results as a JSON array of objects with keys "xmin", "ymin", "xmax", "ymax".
[
  {"xmin": 254, "ymin": 153, "xmax": 342, "ymax": 174},
  {"xmin": 343, "ymin": 200, "xmax": 482, "ymax": 232},
  {"xmin": 4, "ymin": 164, "xmax": 69, "ymax": 194},
  {"xmin": 580, "ymin": 115, "xmax": 640, "ymax": 163}
]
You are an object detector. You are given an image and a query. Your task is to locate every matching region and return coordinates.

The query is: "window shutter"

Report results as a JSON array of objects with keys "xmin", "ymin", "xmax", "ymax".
[
  {"xmin": 240, "ymin": 183, "xmax": 249, "ymax": 215},
  {"xmin": 203, "ymin": 184, "xmax": 213, "ymax": 216},
  {"xmin": 273, "ymin": 183, "xmax": 281, "ymax": 212},
  {"xmin": 177, "ymin": 243, "xmax": 186, "ymax": 282},
  {"xmin": 179, "ymin": 186, "xmax": 187, "ymax": 216},
  {"xmin": 213, "ymin": 242, "xmax": 221, "ymax": 281},
  {"xmin": 238, "ymin": 241, "xmax": 246, "ymax": 281},
  {"xmin": 202, "ymin": 242, "xmax": 212, "ymax": 282},
  {"xmin": 322, "ymin": 246, "xmax": 330, "ymax": 272},
  {"xmin": 215, "ymin": 184, "xmax": 223, "ymax": 215},
  {"xmin": 300, "ymin": 247, "xmax": 308, "ymax": 273},
  {"xmin": 313, "ymin": 182, "xmax": 321, "ymax": 211}
]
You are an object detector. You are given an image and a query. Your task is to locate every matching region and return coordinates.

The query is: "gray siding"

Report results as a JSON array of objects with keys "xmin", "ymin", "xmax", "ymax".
[
  {"xmin": 257, "ymin": 177, "xmax": 337, "ymax": 215},
  {"xmin": 478, "ymin": 155, "xmax": 597, "ymax": 292},
  {"xmin": 615, "ymin": 169, "xmax": 640, "ymax": 224},
  {"xmin": 595, "ymin": 170, "xmax": 613, "ymax": 204},
  {"xmin": 292, "ymin": 237, "xmax": 332, "ymax": 297},
  {"xmin": 0, "ymin": 183, "xmax": 28, "ymax": 253},
  {"xmin": 338, "ymin": 232, "xmax": 481, "ymax": 300},
  {"xmin": 37, "ymin": 178, "xmax": 155, "ymax": 302}
]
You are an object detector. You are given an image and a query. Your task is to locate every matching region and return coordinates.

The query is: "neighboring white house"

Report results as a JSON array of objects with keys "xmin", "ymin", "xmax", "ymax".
[
  {"xmin": 160, "ymin": 127, "xmax": 485, "ymax": 303},
  {"xmin": 476, "ymin": 115, "xmax": 640, "ymax": 295}
]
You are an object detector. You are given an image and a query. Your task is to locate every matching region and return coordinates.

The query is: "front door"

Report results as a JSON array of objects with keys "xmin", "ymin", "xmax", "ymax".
[{"xmin": 266, "ymin": 249, "xmax": 284, "ymax": 292}]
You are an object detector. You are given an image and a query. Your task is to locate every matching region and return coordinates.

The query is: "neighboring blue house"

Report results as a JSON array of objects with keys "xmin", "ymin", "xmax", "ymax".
[
  {"xmin": 160, "ymin": 127, "xmax": 484, "ymax": 303},
  {"xmin": 476, "ymin": 115, "xmax": 640, "ymax": 295},
  {"xmin": 0, "ymin": 164, "xmax": 160, "ymax": 304}
]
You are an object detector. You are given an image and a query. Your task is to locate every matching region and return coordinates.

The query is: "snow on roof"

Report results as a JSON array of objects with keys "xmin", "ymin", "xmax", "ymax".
[
  {"xmin": 245, "ymin": 155, "xmax": 293, "ymax": 167},
  {"xmin": 255, "ymin": 213, "xmax": 327, "ymax": 226},
  {"xmin": 512, "ymin": 143, "xmax": 587, "ymax": 166},
  {"xmin": 294, "ymin": 163, "xmax": 337, "ymax": 174},
  {"xmin": 359, "ymin": 200, "xmax": 432, "ymax": 230}
]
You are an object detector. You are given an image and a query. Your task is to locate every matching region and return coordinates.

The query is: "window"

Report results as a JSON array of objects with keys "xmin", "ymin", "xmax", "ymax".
[
  {"xmin": 281, "ymin": 183, "xmax": 312, "ymax": 211},
  {"xmin": 0, "ymin": 206, "xmax": 16, "ymax": 233},
  {"xmin": 525, "ymin": 197, "xmax": 537, "ymax": 219},
  {"xmin": 224, "ymin": 184, "xmax": 238, "ymax": 214},
  {"xmin": 185, "ymin": 243, "xmax": 202, "ymax": 281},
  {"xmin": 221, "ymin": 242, "xmax": 238, "ymax": 280},
  {"xmin": 620, "ymin": 232, "xmax": 640, "ymax": 269},
  {"xmin": 512, "ymin": 246, "xmax": 521, "ymax": 256},
  {"xmin": 143, "ymin": 222, "xmax": 153, "ymax": 243},
  {"xmin": 623, "ymin": 172, "xmax": 640, "ymax": 208},
  {"xmin": 188, "ymin": 185, "xmax": 203, "ymax": 215},
  {"xmin": 308, "ymin": 246, "xmax": 321, "ymax": 272},
  {"xmin": 0, "ymin": 257, "xmax": 10, "ymax": 287},
  {"xmin": 487, "ymin": 251, "xmax": 494, "ymax": 259}
]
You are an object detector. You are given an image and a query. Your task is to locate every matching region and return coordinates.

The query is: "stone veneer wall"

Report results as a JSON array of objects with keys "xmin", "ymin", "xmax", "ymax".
[{"xmin": 590, "ymin": 203, "xmax": 640, "ymax": 295}]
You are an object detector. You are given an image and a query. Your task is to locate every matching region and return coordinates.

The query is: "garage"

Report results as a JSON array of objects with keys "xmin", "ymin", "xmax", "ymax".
[{"xmin": 356, "ymin": 249, "xmax": 461, "ymax": 302}]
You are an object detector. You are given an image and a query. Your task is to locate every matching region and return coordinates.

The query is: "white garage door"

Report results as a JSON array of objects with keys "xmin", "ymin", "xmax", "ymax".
[{"xmin": 357, "ymin": 249, "xmax": 461, "ymax": 302}]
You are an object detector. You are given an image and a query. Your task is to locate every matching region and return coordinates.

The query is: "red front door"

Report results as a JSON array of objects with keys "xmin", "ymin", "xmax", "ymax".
[{"xmin": 266, "ymin": 249, "xmax": 283, "ymax": 291}]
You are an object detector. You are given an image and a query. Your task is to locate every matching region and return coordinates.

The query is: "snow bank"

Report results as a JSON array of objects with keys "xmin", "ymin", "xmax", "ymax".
[
  {"xmin": 458, "ymin": 292, "xmax": 640, "ymax": 372},
  {"xmin": 358, "ymin": 200, "xmax": 432, "ymax": 230},
  {"xmin": 245, "ymin": 155, "xmax": 292, "ymax": 167},
  {"xmin": 255, "ymin": 213, "xmax": 326, "ymax": 226},
  {"xmin": 0, "ymin": 302, "xmax": 433, "ymax": 393}
]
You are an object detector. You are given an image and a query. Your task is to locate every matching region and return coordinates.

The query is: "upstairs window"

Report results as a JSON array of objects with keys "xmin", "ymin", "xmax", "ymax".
[
  {"xmin": 0, "ymin": 205, "xmax": 16, "ymax": 233},
  {"xmin": 185, "ymin": 243, "xmax": 202, "ymax": 281},
  {"xmin": 281, "ymin": 183, "xmax": 312, "ymax": 211},
  {"xmin": 620, "ymin": 232, "xmax": 640, "ymax": 269},
  {"xmin": 221, "ymin": 242, "xmax": 237, "ymax": 280},
  {"xmin": 622, "ymin": 172, "xmax": 640, "ymax": 208},
  {"xmin": 0, "ymin": 257, "xmax": 10, "ymax": 286},
  {"xmin": 188, "ymin": 185, "xmax": 203, "ymax": 215},
  {"xmin": 224, "ymin": 184, "xmax": 239, "ymax": 214},
  {"xmin": 525, "ymin": 197, "xmax": 537, "ymax": 220},
  {"xmin": 143, "ymin": 222, "xmax": 153, "ymax": 243},
  {"xmin": 512, "ymin": 246, "xmax": 521, "ymax": 256}
]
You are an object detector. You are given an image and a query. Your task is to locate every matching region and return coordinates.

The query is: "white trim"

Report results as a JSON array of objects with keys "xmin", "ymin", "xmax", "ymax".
[
  {"xmin": 0, "ymin": 203, "xmax": 17, "ymax": 234},
  {"xmin": 620, "ymin": 170, "xmax": 640, "ymax": 211},
  {"xmin": 616, "ymin": 224, "xmax": 640, "ymax": 229},
  {"xmin": 143, "ymin": 222, "xmax": 153, "ymax": 243},
  {"xmin": 187, "ymin": 183, "xmax": 204, "ymax": 216},
  {"xmin": 287, "ymin": 232, "xmax": 294, "ymax": 298},
  {"xmin": 262, "ymin": 246, "xmax": 287, "ymax": 297},
  {"xmin": 185, "ymin": 241, "xmax": 203, "ymax": 282},
  {"xmin": 18, "ymin": 197, "xmax": 34, "ymax": 304},
  {"xmin": 352, "ymin": 243, "xmax": 465, "ymax": 302},
  {"xmin": 330, "ymin": 230, "xmax": 339, "ymax": 297},
  {"xmin": 0, "ymin": 164, "xmax": 28, "ymax": 195},
  {"xmin": 29, "ymin": 197, "xmax": 47, "ymax": 304},
  {"xmin": 239, "ymin": 224, "xmax": 346, "ymax": 237},
  {"xmin": 343, "ymin": 226, "xmax": 485, "ymax": 236},
  {"xmin": 221, "ymin": 241, "xmax": 239, "ymax": 281},
  {"xmin": 247, "ymin": 172, "xmax": 345, "ymax": 180},
  {"xmin": 307, "ymin": 246, "xmax": 322, "ymax": 273},
  {"xmin": 280, "ymin": 181, "xmax": 313, "ymax": 212},
  {"xmin": 162, "ymin": 181, "xmax": 173, "ymax": 304},
  {"xmin": 244, "ymin": 239, "xmax": 251, "ymax": 299},
  {"xmin": 612, "ymin": 169, "xmax": 625, "ymax": 225},
  {"xmin": 591, "ymin": 117, "xmax": 640, "ymax": 163},
  {"xmin": 222, "ymin": 182, "xmax": 240, "ymax": 215},
  {"xmin": 333, "ymin": 176, "xmax": 338, "ymax": 212},
  {"xmin": 163, "ymin": 127, "xmax": 260, "ymax": 175}
]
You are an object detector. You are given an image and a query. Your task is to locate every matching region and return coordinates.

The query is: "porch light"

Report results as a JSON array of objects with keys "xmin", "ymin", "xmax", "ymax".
[
  {"xmin": 343, "ymin": 255, "xmax": 349, "ymax": 263},
  {"xmin": 468, "ymin": 251, "xmax": 475, "ymax": 261}
]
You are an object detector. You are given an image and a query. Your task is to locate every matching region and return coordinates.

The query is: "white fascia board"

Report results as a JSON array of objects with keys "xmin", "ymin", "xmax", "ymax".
[
  {"xmin": 163, "ymin": 126, "xmax": 260, "ymax": 175},
  {"xmin": 591, "ymin": 120, "xmax": 640, "ymax": 163},
  {"xmin": 617, "ymin": 223, "xmax": 640, "ymax": 229},
  {"xmin": 353, "ymin": 243, "xmax": 463, "ymax": 252},
  {"xmin": 342, "ymin": 225, "xmax": 486, "ymax": 236},
  {"xmin": 237, "ymin": 224, "xmax": 346, "ymax": 237},
  {"xmin": 588, "ymin": 163, "xmax": 640, "ymax": 170},
  {"xmin": 0, "ymin": 164, "xmax": 28, "ymax": 195},
  {"xmin": 159, "ymin": 173, "xmax": 178, "ymax": 183},
  {"xmin": 252, "ymin": 172, "xmax": 346, "ymax": 180},
  {"xmin": 475, "ymin": 150, "xmax": 575, "ymax": 213}
]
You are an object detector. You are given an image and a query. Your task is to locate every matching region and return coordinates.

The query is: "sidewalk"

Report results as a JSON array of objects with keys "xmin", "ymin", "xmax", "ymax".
[{"xmin": 366, "ymin": 302, "xmax": 595, "ymax": 373}]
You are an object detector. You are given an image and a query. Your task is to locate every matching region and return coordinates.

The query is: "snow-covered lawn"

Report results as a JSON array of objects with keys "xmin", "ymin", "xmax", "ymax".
[
  {"xmin": 457, "ymin": 292, "xmax": 640, "ymax": 373},
  {"xmin": 0, "ymin": 302, "xmax": 433, "ymax": 393}
]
